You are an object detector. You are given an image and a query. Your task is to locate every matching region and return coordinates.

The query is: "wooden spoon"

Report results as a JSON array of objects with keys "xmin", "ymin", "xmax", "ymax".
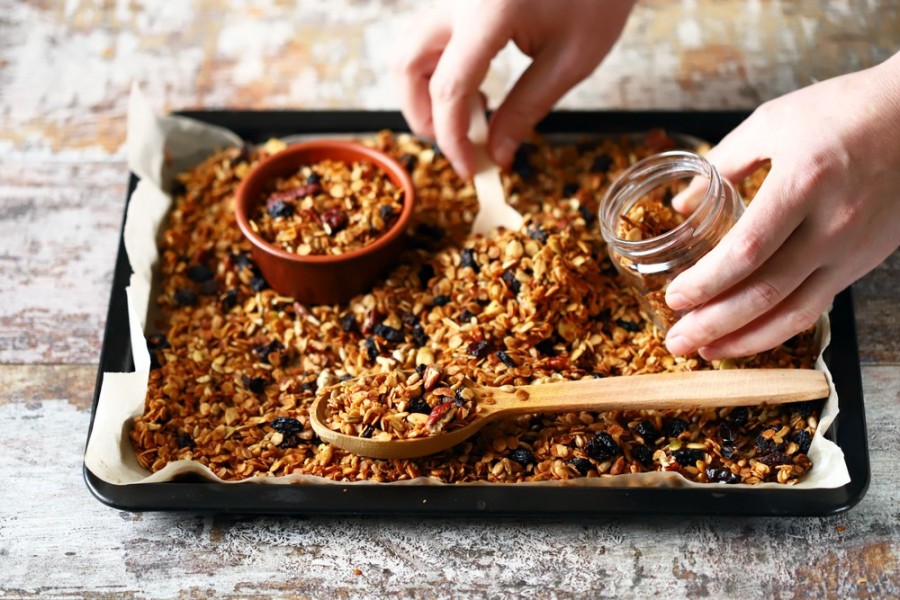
[{"xmin": 309, "ymin": 369, "xmax": 829, "ymax": 459}]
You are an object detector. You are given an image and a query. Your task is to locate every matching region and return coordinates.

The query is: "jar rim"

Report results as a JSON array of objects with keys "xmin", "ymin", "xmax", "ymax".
[{"xmin": 599, "ymin": 150, "xmax": 723, "ymax": 254}]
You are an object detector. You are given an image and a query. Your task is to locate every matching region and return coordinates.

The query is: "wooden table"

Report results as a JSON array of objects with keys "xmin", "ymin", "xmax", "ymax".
[{"xmin": 2, "ymin": 1, "xmax": 898, "ymax": 596}]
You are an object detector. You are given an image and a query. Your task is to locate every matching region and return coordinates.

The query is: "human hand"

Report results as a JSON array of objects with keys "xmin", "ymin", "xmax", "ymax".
[
  {"xmin": 391, "ymin": 0, "xmax": 634, "ymax": 178},
  {"xmin": 665, "ymin": 53, "xmax": 900, "ymax": 359}
]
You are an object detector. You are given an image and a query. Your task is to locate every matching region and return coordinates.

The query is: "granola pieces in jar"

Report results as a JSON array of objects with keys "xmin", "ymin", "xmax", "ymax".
[
  {"xmin": 251, "ymin": 159, "xmax": 403, "ymax": 256},
  {"xmin": 131, "ymin": 130, "xmax": 821, "ymax": 486}
]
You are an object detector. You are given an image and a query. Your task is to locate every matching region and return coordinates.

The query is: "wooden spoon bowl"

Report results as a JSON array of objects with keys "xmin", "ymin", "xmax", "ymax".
[{"xmin": 309, "ymin": 369, "xmax": 830, "ymax": 460}]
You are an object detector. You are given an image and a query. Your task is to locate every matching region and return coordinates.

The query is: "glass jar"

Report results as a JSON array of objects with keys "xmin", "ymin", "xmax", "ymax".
[{"xmin": 599, "ymin": 150, "xmax": 744, "ymax": 331}]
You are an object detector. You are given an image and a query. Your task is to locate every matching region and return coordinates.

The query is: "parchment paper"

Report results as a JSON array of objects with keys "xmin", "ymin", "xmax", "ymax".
[{"xmin": 84, "ymin": 85, "xmax": 851, "ymax": 489}]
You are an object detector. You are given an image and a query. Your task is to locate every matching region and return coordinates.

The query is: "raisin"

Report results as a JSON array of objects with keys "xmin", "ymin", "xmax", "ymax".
[
  {"xmin": 632, "ymin": 444, "xmax": 654, "ymax": 466},
  {"xmin": 432, "ymin": 295, "xmax": 451, "ymax": 307},
  {"xmin": 364, "ymin": 337, "xmax": 379, "ymax": 363},
  {"xmin": 755, "ymin": 428, "xmax": 786, "ymax": 454},
  {"xmin": 794, "ymin": 400, "xmax": 821, "ymax": 418},
  {"xmin": 511, "ymin": 145, "xmax": 536, "ymax": 180},
  {"xmin": 146, "ymin": 333, "xmax": 170, "ymax": 351},
  {"xmin": 360, "ymin": 425, "xmax": 374, "ymax": 439},
  {"xmin": 379, "ymin": 204, "xmax": 395, "ymax": 222},
  {"xmin": 673, "ymin": 448, "xmax": 704, "ymax": 466},
  {"xmin": 415, "ymin": 223, "xmax": 444, "ymax": 242},
  {"xmin": 706, "ymin": 466, "xmax": 740, "ymax": 484},
  {"xmin": 527, "ymin": 225, "xmax": 549, "ymax": 244},
  {"xmin": 249, "ymin": 275, "xmax": 268, "ymax": 291},
  {"xmin": 467, "ymin": 340, "xmax": 492, "ymax": 359},
  {"xmin": 340, "ymin": 313, "xmax": 357, "ymax": 333},
  {"xmin": 197, "ymin": 280, "xmax": 217, "ymax": 296},
  {"xmin": 562, "ymin": 182, "xmax": 580, "ymax": 197},
  {"xmin": 401, "ymin": 311, "xmax": 418, "ymax": 326},
  {"xmin": 454, "ymin": 387, "xmax": 468, "ymax": 407},
  {"xmin": 507, "ymin": 448, "xmax": 536, "ymax": 466},
  {"xmin": 231, "ymin": 252, "xmax": 253, "ymax": 270},
  {"xmin": 399, "ymin": 153, "xmax": 417, "ymax": 173},
  {"xmin": 187, "ymin": 265, "xmax": 214, "ymax": 282},
  {"xmin": 417, "ymin": 263, "xmax": 435, "ymax": 288},
  {"xmin": 339, "ymin": 375, "xmax": 353, "ymax": 382},
  {"xmin": 635, "ymin": 420, "xmax": 659, "ymax": 442},
  {"xmin": 458, "ymin": 309, "xmax": 474, "ymax": 323},
  {"xmin": 234, "ymin": 143, "xmax": 252, "ymax": 165},
  {"xmin": 266, "ymin": 199, "xmax": 294, "ymax": 219},
  {"xmin": 174, "ymin": 288, "xmax": 197, "ymax": 307},
  {"xmin": 301, "ymin": 381, "xmax": 317, "ymax": 394},
  {"xmin": 253, "ymin": 340, "xmax": 284, "ymax": 363},
  {"xmin": 496, "ymin": 350, "xmax": 517, "ymax": 368},
  {"xmin": 663, "ymin": 418, "xmax": 689, "ymax": 438},
  {"xmin": 721, "ymin": 444, "xmax": 738, "ymax": 459},
  {"xmin": 415, "ymin": 363, "xmax": 427, "ymax": 376},
  {"xmin": 220, "ymin": 288, "xmax": 239, "ymax": 311},
  {"xmin": 577, "ymin": 203, "xmax": 596, "ymax": 226},
  {"xmin": 757, "ymin": 452, "xmax": 791, "ymax": 467},
  {"xmin": 175, "ymin": 432, "xmax": 195, "ymax": 450},
  {"xmin": 170, "ymin": 179, "xmax": 187, "ymax": 197},
  {"xmin": 591, "ymin": 372, "xmax": 607, "ymax": 379},
  {"xmin": 306, "ymin": 172, "xmax": 321, "ymax": 185},
  {"xmin": 244, "ymin": 376, "xmax": 268, "ymax": 394},
  {"xmin": 271, "ymin": 417, "xmax": 303, "ymax": 435},
  {"xmin": 729, "ymin": 406, "xmax": 748, "ymax": 427},
  {"xmin": 321, "ymin": 208, "xmax": 349, "ymax": 235},
  {"xmin": 616, "ymin": 319, "xmax": 641, "ymax": 333},
  {"xmin": 460, "ymin": 248, "xmax": 479, "ymax": 272},
  {"xmin": 585, "ymin": 431, "xmax": 620, "ymax": 460},
  {"xmin": 502, "ymin": 270, "xmax": 521, "ymax": 295},
  {"xmin": 568, "ymin": 457, "xmax": 593, "ymax": 476},
  {"xmin": 718, "ymin": 422, "xmax": 736, "ymax": 444},
  {"xmin": 412, "ymin": 323, "xmax": 428, "ymax": 347},
  {"xmin": 535, "ymin": 337, "xmax": 557, "ymax": 356},
  {"xmin": 591, "ymin": 153, "xmax": 613, "ymax": 173},
  {"xmin": 373, "ymin": 323, "xmax": 404, "ymax": 344},
  {"xmin": 792, "ymin": 429, "xmax": 812, "ymax": 454}
]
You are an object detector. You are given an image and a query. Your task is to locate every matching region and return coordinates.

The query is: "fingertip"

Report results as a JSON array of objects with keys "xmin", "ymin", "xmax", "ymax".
[
  {"xmin": 490, "ymin": 135, "xmax": 519, "ymax": 171},
  {"xmin": 665, "ymin": 288, "xmax": 695, "ymax": 312},
  {"xmin": 665, "ymin": 334, "xmax": 694, "ymax": 357}
]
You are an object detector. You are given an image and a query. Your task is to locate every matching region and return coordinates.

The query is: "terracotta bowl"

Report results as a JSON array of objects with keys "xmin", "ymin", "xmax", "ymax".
[{"xmin": 234, "ymin": 140, "xmax": 415, "ymax": 305}]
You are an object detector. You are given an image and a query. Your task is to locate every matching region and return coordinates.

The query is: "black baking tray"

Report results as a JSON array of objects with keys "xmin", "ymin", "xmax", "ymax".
[{"xmin": 84, "ymin": 110, "xmax": 869, "ymax": 516}]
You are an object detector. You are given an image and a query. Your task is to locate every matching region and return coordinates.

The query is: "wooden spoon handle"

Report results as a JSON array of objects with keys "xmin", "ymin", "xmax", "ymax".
[{"xmin": 488, "ymin": 369, "xmax": 830, "ymax": 415}]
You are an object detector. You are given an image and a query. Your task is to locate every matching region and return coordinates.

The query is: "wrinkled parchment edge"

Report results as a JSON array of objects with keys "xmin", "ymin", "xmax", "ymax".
[{"xmin": 84, "ymin": 84, "xmax": 850, "ymax": 489}]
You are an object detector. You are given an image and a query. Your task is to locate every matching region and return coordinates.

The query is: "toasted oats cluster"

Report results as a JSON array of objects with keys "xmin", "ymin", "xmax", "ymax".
[
  {"xmin": 251, "ymin": 158, "xmax": 403, "ymax": 255},
  {"xmin": 131, "ymin": 130, "xmax": 820, "ymax": 485},
  {"xmin": 321, "ymin": 366, "xmax": 478, "ymax": 440}
]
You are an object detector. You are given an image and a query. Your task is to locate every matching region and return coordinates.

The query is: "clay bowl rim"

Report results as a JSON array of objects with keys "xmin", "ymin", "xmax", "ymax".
[{"xmin": 234, "ymin": 140, "xmax": 416, "ymax": 265}]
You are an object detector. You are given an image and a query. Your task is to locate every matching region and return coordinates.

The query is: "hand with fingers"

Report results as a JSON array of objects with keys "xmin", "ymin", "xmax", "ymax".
[
  {"xmin": 391, "ymin": 0, "xmax": 635, "ymax": 179},
  {"xmin": 665, "ymin": 53, "xmax": 900, "ymax": 359}
]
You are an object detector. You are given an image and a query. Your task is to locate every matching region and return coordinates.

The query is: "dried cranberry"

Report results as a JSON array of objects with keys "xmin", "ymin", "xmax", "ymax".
[
  {"xmin": 460, "ymin": 248, "xmax": 479, "ymax": 272},
  {"xmin": 616, "ymin": 319, "xmax": 641, "ymax": 333},
  {"xmin": 467, "ymin": 340, "xmax": 492, "ymax": 359},
  {"xmin": 432, "ymin": 295, "xmax": 451, "ymax": 307},
  {"xmin": 187, "ymin": 265, "xmax": 214, "ymax": 282},
  {"xmin": 590, "ymin": 153, "xmax": 613, "ymax": 173},
  {"xmin": 635, "ymin": 420, "xmax": 659, "ymax": 442},
  {"xmin": 174, "ymin": 288, "xmax": 197, "ymax": 307},
  {"xmin": 672, "ymin": 448, "xmax": 704, "ymax": 466},
  {"xmin": 568, "ymin": 457, "xmax": 593, "ymax": 475},
  {"xmin": 706, "ymin": 466, "xmax": 740, "ymax": 484},
  {"xmin": 146, "ymin": 333, "xmax": 170, "ymax": 351},
  {"xmin": 321, "ymin": 208, "xmax": 348, "ymax": 235},
  {"xmin": 632, "ymin": 444, "xmax": 654, "ymax": 466},
  {"xmin": 663, "ymin": 418, "xmax": 689, "ymax": 438},
  {"xmin": 502, "ymin": 270, "xmax": 521, "ymax": 295},
  {"xmin": 496, "ymin": 350, "xmax": 517, "ymax": 368},
  {"xmin": 507, "ymin": 448, "xmax": 536, "ymax": 466},
  {"xmin": 585, "ymin": 431, "xmax": 620, "ymax": 460},
  {"xmin": 793, "ymin": 429, "xmax": 812, "ymax": 454}
]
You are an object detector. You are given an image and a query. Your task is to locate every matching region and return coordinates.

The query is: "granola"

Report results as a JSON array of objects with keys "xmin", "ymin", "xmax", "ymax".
[
  {"xmin": 250, "ymin": 158, "xmax": 403, "ymax": 255},
  {"xmin": 131, "ymin": 130, "xmax": 820, "ymax": 485}
]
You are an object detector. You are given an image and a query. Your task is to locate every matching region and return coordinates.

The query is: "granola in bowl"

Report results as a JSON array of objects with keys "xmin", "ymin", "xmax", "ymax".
[{"xmin": 132, "ymin": 130, "xmax": 820, "ymax": 486}]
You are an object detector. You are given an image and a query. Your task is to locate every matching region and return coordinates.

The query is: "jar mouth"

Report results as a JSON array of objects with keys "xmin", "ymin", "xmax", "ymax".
[{"xmin": 599, "ymin": 150, "xmax": 723, "ymax": 258}]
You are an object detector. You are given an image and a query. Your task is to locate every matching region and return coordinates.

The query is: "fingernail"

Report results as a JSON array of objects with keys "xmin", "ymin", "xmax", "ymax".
[
  {"xmin": 666, "ymin": 335, "xmax": 693, "ymax": 356},
  {"xmin": 698, "ymin": 346, "xmax": 722, "ymax": 361},
  {"xmin": 491, "ymin": 137, "xmax": 519, "ymax": 169},
  {"xmin": 666, "ymin": 291, "xmax": 691, "ymax": 311}
]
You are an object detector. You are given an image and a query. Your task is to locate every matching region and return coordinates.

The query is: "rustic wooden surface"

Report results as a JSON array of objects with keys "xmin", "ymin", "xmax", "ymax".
[{"xmin": 1, "ymin": 0, "xmax": 898, "ymax": 597}]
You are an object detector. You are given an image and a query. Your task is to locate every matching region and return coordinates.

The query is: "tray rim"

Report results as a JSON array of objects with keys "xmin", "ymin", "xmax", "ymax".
[{"xmin": 83, "ymin": 109, "xmax": 870, "ymax": 516}]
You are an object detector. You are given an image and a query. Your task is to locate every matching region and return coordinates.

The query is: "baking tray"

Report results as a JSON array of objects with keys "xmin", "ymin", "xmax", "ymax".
[{"xmin": 84, "ymin": 110, "xmax": 869, "ymax": 516}]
